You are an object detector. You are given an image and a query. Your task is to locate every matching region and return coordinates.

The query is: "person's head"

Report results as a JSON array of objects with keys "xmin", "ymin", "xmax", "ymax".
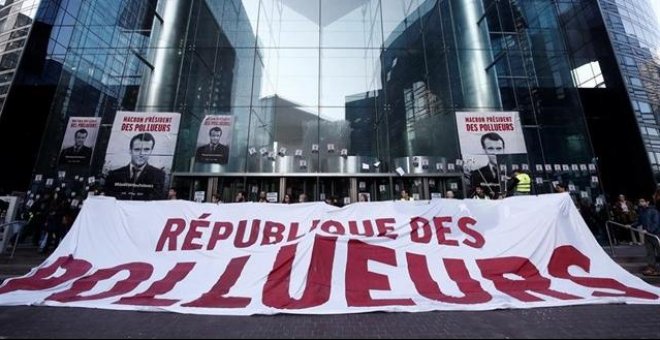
[
  {"xmin": 209, "ymin": 127, "xmax": 222, "ymax": 145},
  {"xmin": 554, "ymin": 183, "xmax": 566, "ymax": 193},
  {"xmin": 445, "ymin": 190, "xmax": 455, "ymax": 199},
  {"xmin": 74, "ymin": 129, "xmax": 88, "ymax": 148},
  {"xmin": 258, "ymin": 191, "xmax": 267, "ymax": 202},
  {"xmin": 639, "ymin": 197, "xmax": 650, "ymax": 208},
  {"xmin": 359, "ymin": 193, "xmax": 368, "ymax": 202},
  {"xmin": 235, "ymin": 191, "xmax": 245, "ymax": 202},
  {"xmin": 298, "ymin": 193, "xmax": 308, "ymax": 203},
  {"xmin": 400, "ymin": 190, "xmax": 409, "ymax": 199},
  {"xmin": 282, "ymin": 194, "xmax": 291, "ymax": 204},
  {"xmin": 618, "ymin": 194, "xmax": 626, "ymax": 202},
  {"xmin": 475, "ymin": 186, "xmax": 484, "ymax": 195},
  {"xmin": 167, "ymin": 187, "xmax": 177, "ymax": 199},
  {"xmin": 129, "ymin": 133, "xmax": 156, "ymax": 168},
  {"xmin": 211, "ymin": 193, "xmax": 220, "ymax": 203},
  {"xmin": 480, "ymin": 133, "xmax": 505, "ymax": 164}
]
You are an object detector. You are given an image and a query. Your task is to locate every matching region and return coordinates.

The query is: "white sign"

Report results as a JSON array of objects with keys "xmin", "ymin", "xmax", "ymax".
[
  {"xmin": 58, "ymin": 117, "xmax": 101, "ymax": 167},
  {"xmin": 455, "ymin": 111, "xmax": 527, "ymax": 155},
  {"xmin": 536, "ymin": 164, "xmax": 543, "ymax": 172},
  {"xmin": 195, "ymin": 115, "xmax": 232, "ymax": 164},
  {"xmin": 266, "ymin": 192, "xmax": 278, "ymax": 203},
  {"xmin": 1, "ymin": 195, "xmax": 658, "ymax": 315},
  {"xmin": 104, "ymin": 111, "xmax": 181, "ymax": 201},
  {"xmin": 194, "ymin": 191, "xmax": 205, "ymax": 203}
]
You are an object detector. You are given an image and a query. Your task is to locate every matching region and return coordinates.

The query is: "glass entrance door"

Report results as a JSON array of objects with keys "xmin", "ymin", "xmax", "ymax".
[
  {"xmin": 428, "ymin": 176, "xmax": 465, "ymax": 199},
  {"xmin": 319, "ymin": 177, "xmax": 350, "ymax": 206},
  {"xmin": 246, "ymin": 177, "xmax": 280, "ymax": 202},
  {"xmin": 284, "ymin": 177, "xmax": 318, "ymax": 203}
]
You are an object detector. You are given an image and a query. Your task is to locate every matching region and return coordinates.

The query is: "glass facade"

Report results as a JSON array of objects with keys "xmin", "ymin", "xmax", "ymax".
[
  {"xmin": 596, "ymin": 0, "xmax": 660, "ymax": 181},
  {"xmin": 2, "ymin": 0, "xmax": 635, "ymax": 202},
  {"xmin": 554, "ymin": 0, "xmax": 660, "ymax": 197},
  {"xmin": 0, "ymin": 0, "xmax": 40, "ymax": 113}
]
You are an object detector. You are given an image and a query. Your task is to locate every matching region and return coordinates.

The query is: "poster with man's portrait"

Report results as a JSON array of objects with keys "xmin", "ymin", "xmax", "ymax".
[
  {"xmin": 58, "ymin": 117, "xmax": 101, "ymax": 167},
  {"xmin": 456, "ymin": 111, "xmax": 527, "ymax": 197},
  {"xmin": 195, "ymin": 115, "xmax": 233, "ymax": 164},
  {"xmin": 103, "ymin": 111, "xmax": 181, "ymax": 201}
]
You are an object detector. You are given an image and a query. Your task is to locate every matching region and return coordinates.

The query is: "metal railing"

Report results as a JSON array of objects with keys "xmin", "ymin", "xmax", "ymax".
[
  {"xmin": 605, "ymin": 220, "xmax": 660, "ymax": 257},
  {"xmin": 0, "ymin": 220, "xmax": 27, "ymax": 259}
]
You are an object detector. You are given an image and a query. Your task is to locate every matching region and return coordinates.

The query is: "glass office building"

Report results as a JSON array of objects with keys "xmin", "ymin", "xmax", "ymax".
[{"xmin": 0, "ymin": 0, "xmax": 656, "ymax": 202}]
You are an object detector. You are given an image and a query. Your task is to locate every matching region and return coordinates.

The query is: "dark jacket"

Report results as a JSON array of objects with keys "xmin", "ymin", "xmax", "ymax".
[
  {"xmin": 105, "ymin": 164, "xmax": 165, "ymax": 200},
  {"xmin": 636, "ymin": 206, "xmax": 660, "ymax": 235},
  {"xmin": 58, "ymin": 145, "xmax": 92, "ymax": 165},
  {"xmin": 196, "ymin": 143, "xmax": 229, "ymax": 164}
]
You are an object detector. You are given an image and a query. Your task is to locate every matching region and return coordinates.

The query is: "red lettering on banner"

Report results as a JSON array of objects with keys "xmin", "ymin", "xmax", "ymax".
[
  {"xmin": 262, "ymin": 236, "xmax": 337, "ymax": 309},
  {"xmin": 308, "ymin": 219, "xmax": 321, "ymax": 232},
  {"xmin": 262, "ymin": 221, "xmax": 286, "ymax": 245},
  {"xmin": 433, "ymin": 217, "xmax": 459, "ymax": 246},
  {"xmin": 207, "ymin": 222, "xmax": 233, "ymax": 250},
  {"xmin": 115, "ymin": 262, "xmax": 196, "ymax": 306},
  {"xmin": 320, "ymin": 220, "xmax": 345, "ymax": 235},
  {"xmin": 375, "ymin": 218, "xmax": 398, "ymax": 239},
  {"xmin": 407, "ymin": 254, "xmax": 492, "ymax": 304},
  {"xmin": 234, "ymin": 220, "xmax": 260, "ymax": 248},
  {"xmin": 410, "ymin": 217, "xmax": 432, "ymax": 243},
  {"xmin": 182, "ymin": 214, "xmax": 211, "ymax": 251},
  {"xmin": 348, "ymin": 220, "xmax": 375, "ymax": 237},
  {"xmin": 182, "ymin": 256, "xmax": 251, "ymax": 308},
  {"xmin": 0, "ymin": 256, "xmax": 91, "ymax": 294},
  {"xmin": 286, "ymin": 222, "xmax": 304, "ymax": 242},
  {"xmin": 457, "ymin": 217, "xmax": 484, "ymax": 248},
  {"xmin": 47, "ymin": 262, "xmax": 153, "ymax": 302},
  {"xmin": 548, "ymin": 246, "xmax": 658, "ymax": 300},
  {"xmin": 156, "ymin": 218, "xmax": 186, "ymax": 252},
  {"xmin": 345, "ymin": 240, "xmax": 415, "ymax": 307},
  {"xmin": 477, "ymin": 257, "xmax": 581, "ymax": 302}
]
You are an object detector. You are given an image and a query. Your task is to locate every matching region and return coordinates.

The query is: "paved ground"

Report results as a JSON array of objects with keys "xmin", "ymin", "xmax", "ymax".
[{"xmin": 0, "ymin": 304, "xmax": 659, "ymax": 338}]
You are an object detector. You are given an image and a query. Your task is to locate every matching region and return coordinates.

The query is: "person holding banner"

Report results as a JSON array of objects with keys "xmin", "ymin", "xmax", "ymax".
[
  {"xmin": 58, "ymin": 129, "xmax": 93, "ymax": 165},
  {"xmin": 196, "ymin": 127, "xmax": 229, "ymax": 164},
  {"xmin": 470, "ymin": 132, "xmax": 504, "ymax": 198},
  {"xmin": 105, "ymin": 133, "xmax": 165, "ymax": 200}
]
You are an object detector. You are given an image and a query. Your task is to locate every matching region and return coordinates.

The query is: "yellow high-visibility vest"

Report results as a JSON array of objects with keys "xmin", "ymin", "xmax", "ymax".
[{"xmin": 515, "ymin": 173, "xmax": 531, "ymax": 192}]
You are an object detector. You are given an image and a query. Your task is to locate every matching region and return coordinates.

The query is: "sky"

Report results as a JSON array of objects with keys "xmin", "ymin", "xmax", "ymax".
[{"xmin": 653, "ymin": 1, "xmax": 660, "ymax": 25}]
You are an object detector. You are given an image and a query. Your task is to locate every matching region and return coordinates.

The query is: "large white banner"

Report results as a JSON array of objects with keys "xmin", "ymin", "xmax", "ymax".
[
  {"xmin": 0, "ymin": 194, "xmax": 658, "ymax": 315},
  {"xmin": 103, "ymin": 111, "xmax": 181, "ymax": 201},
  {"xmin": 195, "ymin": 115, "xmax": 232, "ymax": 164},
  {"xmin": 58, "ymin": 117, "xmax": 101, "ymax": 167}
]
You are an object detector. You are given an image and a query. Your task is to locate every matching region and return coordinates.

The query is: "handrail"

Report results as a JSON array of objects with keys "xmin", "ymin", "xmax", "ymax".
[
  {"xmin": 605, "ymin": 220, "xmax": 660, "ymax": 257},
  {"xmin": 0, "ymin": 220, "xmax": 28, "ymax": 259}
]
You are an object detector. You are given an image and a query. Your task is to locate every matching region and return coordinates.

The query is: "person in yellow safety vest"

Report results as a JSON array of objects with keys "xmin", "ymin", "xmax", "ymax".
[{"xmin": 507, "ymin": 170, "xmax": 531, "ymax": 196}]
